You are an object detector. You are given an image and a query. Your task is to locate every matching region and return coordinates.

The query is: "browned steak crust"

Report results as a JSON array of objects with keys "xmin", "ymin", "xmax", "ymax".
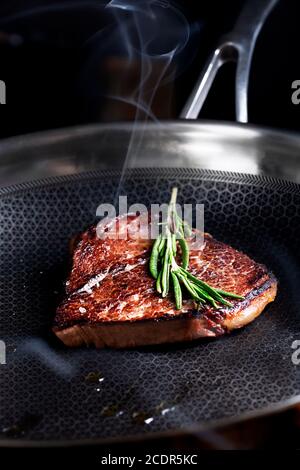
[{"xmin": 53, "ymin": 215, "xmax": 277, "ymax": 348}]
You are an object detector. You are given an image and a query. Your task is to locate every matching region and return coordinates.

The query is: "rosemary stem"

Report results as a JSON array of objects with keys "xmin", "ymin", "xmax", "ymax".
[{"xmin": 170, "ymin": 187, "xmax": 178, "ymax": 206}]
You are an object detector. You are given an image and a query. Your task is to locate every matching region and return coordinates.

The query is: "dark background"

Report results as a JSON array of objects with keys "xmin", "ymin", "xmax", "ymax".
[{"xmin": 0, "ymin": 0, "xmax": 299, "ymax": 139}]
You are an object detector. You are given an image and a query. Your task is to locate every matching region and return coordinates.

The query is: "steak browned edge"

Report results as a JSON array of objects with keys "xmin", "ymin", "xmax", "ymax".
[{"xmin": 53, "ymin": 214, "xmax": 277, "ymax": 348}]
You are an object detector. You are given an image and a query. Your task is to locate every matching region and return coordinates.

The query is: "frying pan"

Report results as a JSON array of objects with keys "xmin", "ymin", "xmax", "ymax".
[{"xmin": 0, "ymin": 0, "xmax": 300, "ymax": 446}]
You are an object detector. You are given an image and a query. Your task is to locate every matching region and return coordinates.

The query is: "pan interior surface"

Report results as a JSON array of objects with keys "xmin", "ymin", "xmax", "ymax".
[{"xmin": 0, "ymin": 168, "xmax": 299, "ymax": 443}]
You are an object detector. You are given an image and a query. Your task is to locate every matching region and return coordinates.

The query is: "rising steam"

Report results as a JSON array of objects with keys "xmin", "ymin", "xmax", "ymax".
[{"xmin": 94, "ymin": 0, "xmax": 199, "ymax": 198}]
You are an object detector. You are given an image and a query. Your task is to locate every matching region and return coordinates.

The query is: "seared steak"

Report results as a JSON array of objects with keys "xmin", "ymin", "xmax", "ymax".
[{"xmin": 53, "ymin": 215, "xmax": 277, "ymax": 348}]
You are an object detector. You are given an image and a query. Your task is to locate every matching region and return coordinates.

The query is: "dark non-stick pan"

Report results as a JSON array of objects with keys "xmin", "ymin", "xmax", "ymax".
[
  {"xmin": 0, "ymin": 162, "xmax": 299, "ymax": 445},
  {"xmin": 0, "ymin": 0, "xmax": 299, "ymax": 446}
]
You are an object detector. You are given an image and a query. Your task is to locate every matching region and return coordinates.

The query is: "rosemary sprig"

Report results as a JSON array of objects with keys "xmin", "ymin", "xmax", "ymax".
[{"xmin": 150, "ymin": 188, "xmax": 244, "ymax": 310}]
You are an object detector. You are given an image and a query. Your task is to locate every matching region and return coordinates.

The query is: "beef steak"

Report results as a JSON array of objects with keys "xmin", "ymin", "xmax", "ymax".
[{"xmin": 53, "ymin": 214, "xmax": 277, "ymax": 348}]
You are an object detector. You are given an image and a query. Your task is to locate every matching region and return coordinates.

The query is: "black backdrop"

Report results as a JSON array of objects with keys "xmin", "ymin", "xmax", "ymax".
[{"xmin": 0, "ymin": 0, "xmax": 299, "ymax": 138}]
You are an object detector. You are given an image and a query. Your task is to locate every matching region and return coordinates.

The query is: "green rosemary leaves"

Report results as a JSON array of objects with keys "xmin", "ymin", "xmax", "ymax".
[{"xmin": 149, "ymin": 188, "xmax": 244, "ymax": 310}]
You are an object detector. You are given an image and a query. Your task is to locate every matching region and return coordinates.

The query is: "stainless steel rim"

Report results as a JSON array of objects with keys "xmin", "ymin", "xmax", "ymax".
[{"xmin": 0, "ymin": 121, "xmax": 300, "ymax": 188}]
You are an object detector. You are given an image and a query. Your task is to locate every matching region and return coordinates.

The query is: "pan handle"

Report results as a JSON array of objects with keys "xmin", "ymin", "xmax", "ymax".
[{"xmin": 180, "ymin": 0, "xmax": 279, "ymax": 123}]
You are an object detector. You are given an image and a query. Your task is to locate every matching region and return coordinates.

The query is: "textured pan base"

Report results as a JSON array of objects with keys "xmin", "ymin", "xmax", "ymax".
[{"xmin": 1, "ymin": 168, "xmax": 298, "ymax": 442}]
